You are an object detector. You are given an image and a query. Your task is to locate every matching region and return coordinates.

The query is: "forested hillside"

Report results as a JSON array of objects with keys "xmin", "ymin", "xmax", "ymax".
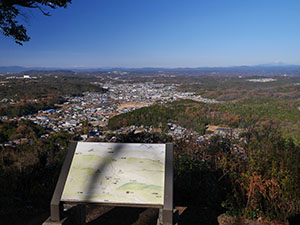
[
  {"xmin": 108, "ymin": 98, "xmax": 300, "ymax": 141},
  {"xmin": 0, "ymin": 76, "xmax": 106, "ymax": 117}
]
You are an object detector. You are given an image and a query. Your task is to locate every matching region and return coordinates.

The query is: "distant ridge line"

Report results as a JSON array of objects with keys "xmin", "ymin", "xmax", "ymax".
[{"xmin": 1, "ymin": 64, "xmax": 300, "ymax": 74}]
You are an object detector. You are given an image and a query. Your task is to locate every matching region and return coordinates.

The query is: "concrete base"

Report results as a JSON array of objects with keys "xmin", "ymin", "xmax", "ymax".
[
  {"xmin": 157, "ymin": 209, "xmax": 179, "ymax": 225},
  {"xmin": 42, "ymin": 217, "xmax": 68, "ymax": 225},
  {"xmin": 43, "ymin": 204, "xmax": 86, "ymax": 225}
]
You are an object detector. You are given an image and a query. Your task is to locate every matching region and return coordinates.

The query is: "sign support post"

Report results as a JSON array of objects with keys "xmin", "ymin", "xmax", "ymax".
[
  {"xmin": 157, "ymin": 143, "xmax": 176, "ymax": 225},
  {"xmin": 44, "ymin": 142, "xmax": 176, "ymax": 225},
  {"xmin": 43, "ymin": 142, "xmax": 78, "ymax": 225}
]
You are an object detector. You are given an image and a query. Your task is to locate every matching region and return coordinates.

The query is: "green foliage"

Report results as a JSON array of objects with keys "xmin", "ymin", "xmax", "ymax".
[
  {"xmin": 0, "ymin": 76, "xmax": 105, "ymax": 100},
  {"xmin": 108, "ymin": 104, "xmax": 175, "ymax": 131},
  {"xmin": 0, "ymin": 119, "xmax": 45, "ymax": 143},
  {"xmin": 177, "ymin": 76, "xmax": 300, "ymax": 101},
  {"xmin": 0, "ymin": 0, "xmax": 71, "ymax": 45},
  {"xmin": 0, "ymin": 76, "xmax": 106, "ymax": 117},
  {"xmin": 108, "ymin": 98, "xmax": 300, "ymax": 140},
  {"xmin": 108, "ymin": 101, "xmax": 208, "ymax": 134},
  {"xmin": 0, "ymin": 100, "xmax": 59, "ymax": 117}
]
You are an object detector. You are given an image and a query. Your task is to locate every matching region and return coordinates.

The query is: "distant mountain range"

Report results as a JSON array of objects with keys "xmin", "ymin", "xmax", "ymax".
[
  {"xmin": 1, "ymin": 64, "xmax": 300, "ymax": 75},
  {"xmin": 0, "ymin": 66, "xmax": 64, "ymax": 73}
]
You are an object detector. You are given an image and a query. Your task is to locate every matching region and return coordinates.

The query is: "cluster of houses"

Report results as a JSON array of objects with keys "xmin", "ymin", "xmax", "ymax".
[
  {"xmin": 103, "ymin": 81, "xmax": 179, "ymax": 103},
  {"xmin": 1, "ymin": 80, "xmax": 235, "ymax": 146}
]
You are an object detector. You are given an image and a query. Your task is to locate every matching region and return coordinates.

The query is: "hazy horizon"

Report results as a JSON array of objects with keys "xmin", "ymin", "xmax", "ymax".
[{"xmin": 2, "ymin": 62, "xmax": 300, "ymax": 71}]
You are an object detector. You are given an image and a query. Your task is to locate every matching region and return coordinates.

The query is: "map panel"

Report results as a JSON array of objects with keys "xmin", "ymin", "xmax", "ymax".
[{"xmin": 61, "ymin": 142, "xmax": 166, "ymax": 205}]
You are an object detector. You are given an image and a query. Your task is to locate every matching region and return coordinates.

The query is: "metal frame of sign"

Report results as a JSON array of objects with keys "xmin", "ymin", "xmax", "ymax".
[{"xmin": 47, "ymin": 142, "xmax": 174, "ymax": 225}]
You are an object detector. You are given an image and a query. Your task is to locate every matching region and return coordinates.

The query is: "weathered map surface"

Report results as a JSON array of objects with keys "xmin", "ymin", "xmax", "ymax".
[{"xmin": 61, "ymin": 142, "xmax": 166, "ymax": 205}]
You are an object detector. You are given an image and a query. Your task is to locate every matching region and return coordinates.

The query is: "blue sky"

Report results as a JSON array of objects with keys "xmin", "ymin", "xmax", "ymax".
[{"xmin": 1, "ymin": 0, "xmax": 300, "ymax": 68}]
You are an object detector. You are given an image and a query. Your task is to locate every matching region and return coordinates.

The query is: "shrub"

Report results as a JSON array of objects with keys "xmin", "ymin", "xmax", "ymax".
[
  {"xmin": 219, "ymin": 122, "xmax": 300, "ymax": 221},
  {"xmin": 174, "ymin": 137, "xmax": 229, "ymax": 207}
]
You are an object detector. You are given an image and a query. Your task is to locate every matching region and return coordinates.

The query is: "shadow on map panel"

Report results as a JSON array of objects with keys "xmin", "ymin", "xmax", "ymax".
[
  {"xmin": 85, "ymin": 143, "xmax": 124, "ymax": 202},
  {"xmin": 83, "ymin": 143, "xmax": 161, "ymax": 225}
]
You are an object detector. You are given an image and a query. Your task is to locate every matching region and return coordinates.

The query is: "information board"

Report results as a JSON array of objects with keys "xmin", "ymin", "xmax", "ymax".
[{"xmin": 61, "ymin": 142, "xmax": 166, "ymax": 205}]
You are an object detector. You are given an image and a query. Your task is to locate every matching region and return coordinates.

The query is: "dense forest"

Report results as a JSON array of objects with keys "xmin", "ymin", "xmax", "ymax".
[
  {"xmin": 0, "ymin": 98, "xmax": 61, "ymax": 117},
  {"xmin": 0, "ymin": 76, "xmax": 106, "ymax": 117},
  {"xmin": 0, "ymin": 120, "xmax": 74, "ymax": 219},
  {"xmin": 0, "ymin": 76, "xmax": 105, "ymax": 100},
  {"xmin": 175, "ymin": 76, "xmax": 300, "ymax": 101},
  {"xmin": 108, "ymin": 98, "xmax": 300, "ymax": 141}
]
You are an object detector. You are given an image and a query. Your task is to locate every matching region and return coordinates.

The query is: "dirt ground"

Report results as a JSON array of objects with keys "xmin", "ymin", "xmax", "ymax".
[
  {"xmin": 117, "ymin": 102, "xmax": 151, "ymax": 111},
  {"xmin": 206, "ymin": 125, "xmax": 230, "ymax": 133},
  {"xmin": 2, "ymin": 205, "xmax": 223, "ymax": 225}
]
